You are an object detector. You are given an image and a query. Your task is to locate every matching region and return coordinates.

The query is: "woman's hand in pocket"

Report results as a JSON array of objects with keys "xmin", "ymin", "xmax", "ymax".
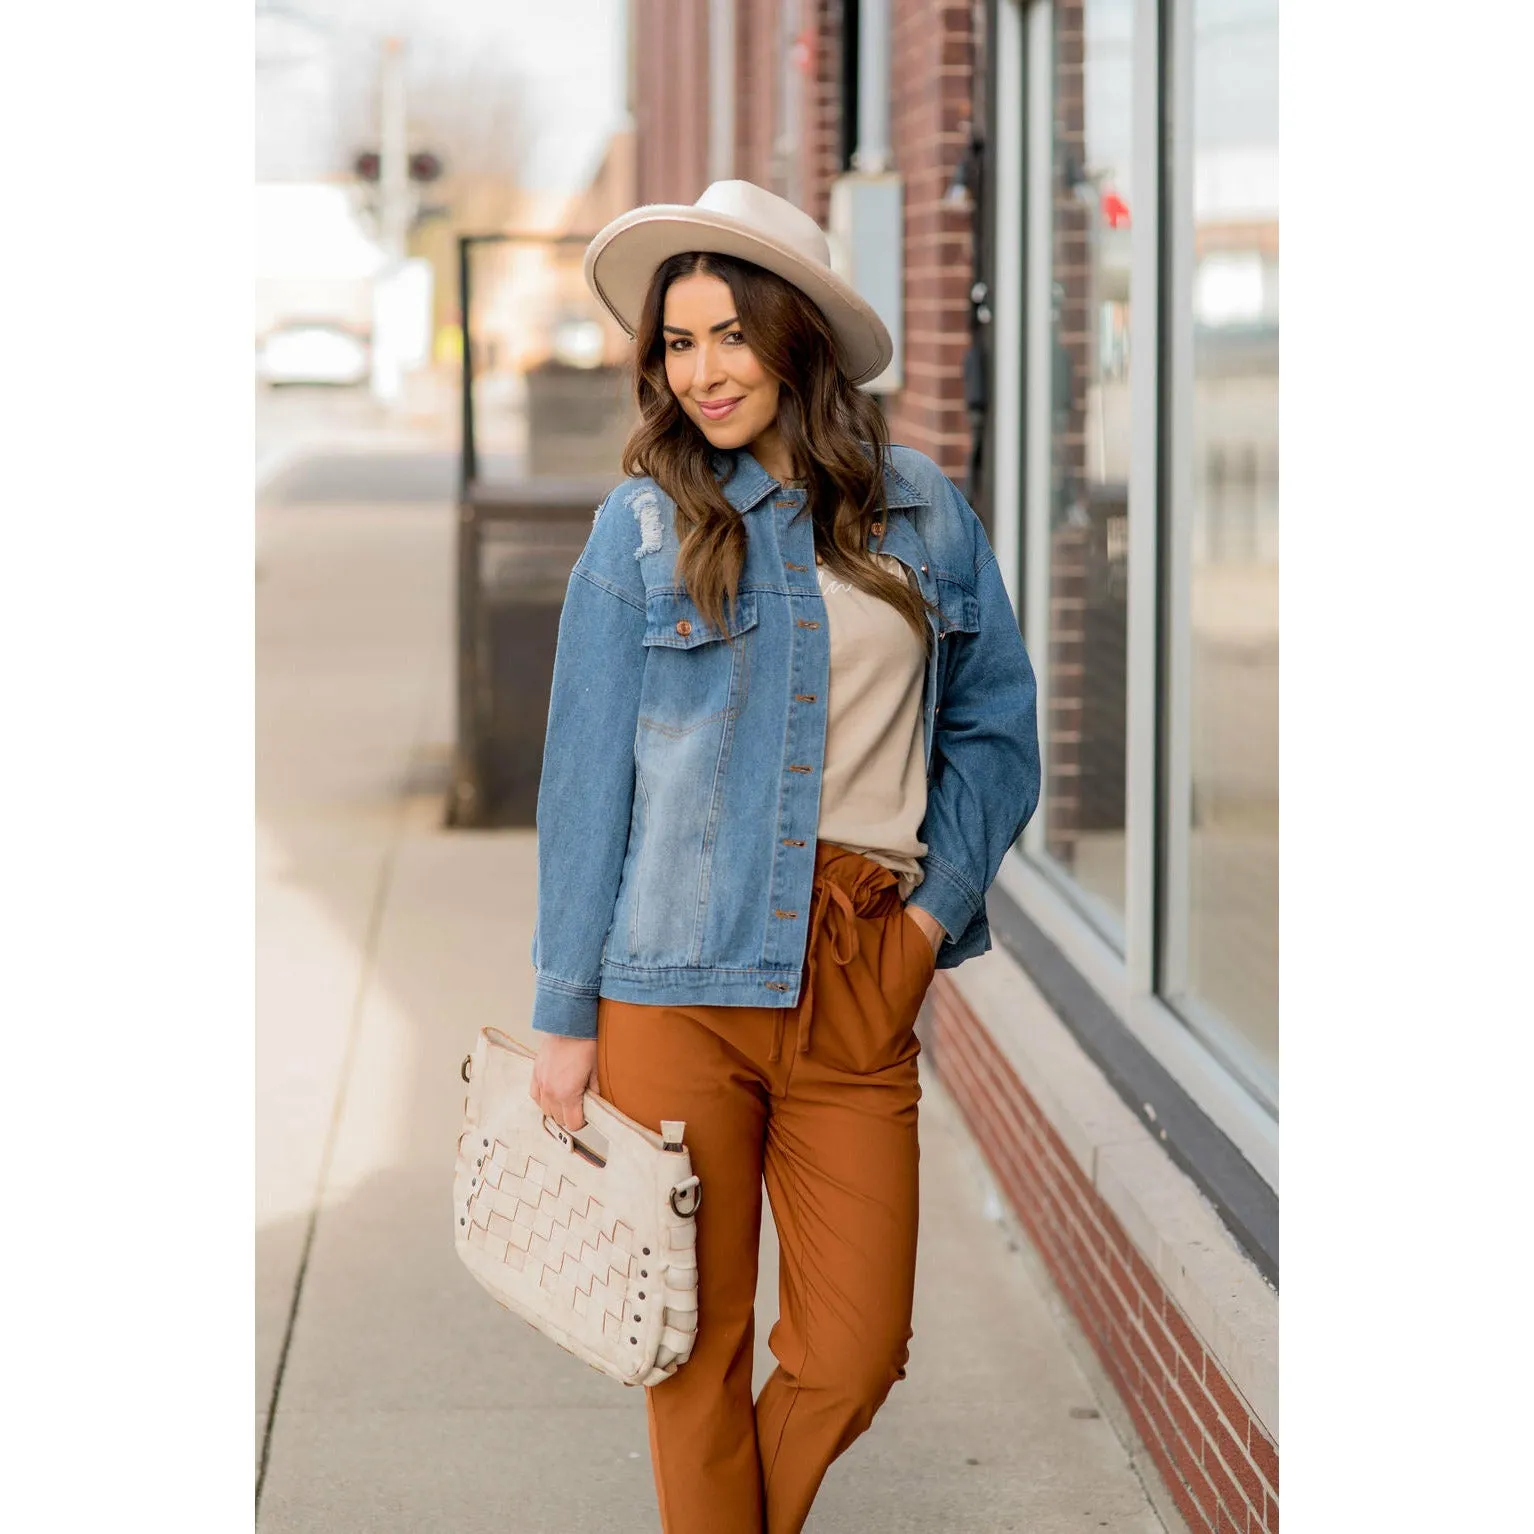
[
  {"xmin": 530, "ymin": 1035, "xmax": 600, "ymax": 1131},
  {"xmin": 902, "ymin": 903, "xmax": 946, "ymax": 959}
]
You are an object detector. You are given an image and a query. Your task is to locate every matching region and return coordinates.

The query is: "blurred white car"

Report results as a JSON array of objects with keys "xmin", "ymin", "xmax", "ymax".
[{"xmin": 258, "ymin": 323, "xmax": 371, "ymax": 387}]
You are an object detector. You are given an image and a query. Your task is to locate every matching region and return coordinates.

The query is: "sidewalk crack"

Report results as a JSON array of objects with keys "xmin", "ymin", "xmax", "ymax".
[{"xmin": 254, "ymin": 785, "xmax": 412, "ymax": 1515}]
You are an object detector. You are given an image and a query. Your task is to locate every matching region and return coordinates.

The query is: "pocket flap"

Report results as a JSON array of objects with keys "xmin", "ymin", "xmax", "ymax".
[
  {"xmin": 934, "ymin": 578, "xmax": 980, "ymax": 636},
  {"xmin": 642, "ymin": 590, "xmax": 758, "ymax": 648}
]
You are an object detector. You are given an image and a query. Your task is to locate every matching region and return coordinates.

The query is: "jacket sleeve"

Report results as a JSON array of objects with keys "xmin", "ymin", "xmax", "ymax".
[
  {"xmin": 907, "ymin": 479, "xmax": 1041, "ymax": 965},
  {"xmin": 529, "ymin": 491, "xmax": 648, "ymax": 1039}
]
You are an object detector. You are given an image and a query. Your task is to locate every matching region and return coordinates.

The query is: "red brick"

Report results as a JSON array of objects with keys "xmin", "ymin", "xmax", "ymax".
[
  {"xmin": 1099, "ymin": 1202, "xmax": 1133, "ymax": 1259},
  {"xmin": 1249, "ymin": 1425, "xmax": 1277, "ymax": 1495},
  {"xmin": 935, "ymin": 1052, "xmax": 1008, "ymax": 1157},
  {"xmin": 944, "ymin": 1033, "xmax": 1025, "ymax": 1141},
  {"xmin": 992, "ymin": 1064, "xmax": 1044, "ymax": 1139},
  {"xmin": 1102, "ymin": 1325, "xmax": 1146, "ymax": 1407},
  {"xmin": 1100, "ymin": 1335, "xmax": 1139, "ymax": 1407},
  {"xmin": 1106, "ymin": 1249, "xmax": 1140, "ymax": 1324},
  {"xmin": 1206, "ymin": 1365, "xmax": 1253, "ymax": 1446},
  {"xmin": 1209, "ymin": 1415, "xmax": 1266, "ymax": 1514},
  {"xmin": 1201, "ymin": 1439, "xmax": 1254, "ymax": 1529},
  {"xmin": 1125, "ymin": 1320, "xmax": 1164, "ymax": 1395},
  {"xmin": 1016, "ymin": 1139, "xmax": 1066, "ymax": 1224},
  {"xmin": 1165, "ymin": 1378, "xmax": 1204, "ymax": 1457},
  {"xmin": 1062, "ymin": 1203, "xmax": 1111, "ymax": 1280},
  {"xmin": 1128, "ymin": 1246, "xmax": 1163, "ymax": 1316},
  {"xmin": 1069, "ymin": 1274, "xmax": 1111, "ymax": 1349},
  {"xmin": 1187, "ymin": 1364, "xmax": 1240, "ymax": 1447},
  {"xmin": 1139, "ymin": 1440, "xmax": 1194, "ymax": 1523},
  {"xmin": 1171, "ymin": 1425, "xmax": 1220, "ymax": 1526},
  {"xmin": 1027, "ymin": 1146, "xmax": 1076, "ymax": 1232},
  {"xmin": 1004, "ymin": 1172, "xmax": 1066, "ymax": 1274},
  {"xmin": 1055, "ymin": 1213, "xmax": 1106, "ymax": 1306},
  {"xmin": 1142, "ymin": 1305, "xmax": 1180, "ymax": 1374},
  {"xmin": 1135, "ymin": 1364, "xmax": 1180, "ymax": 1453},
  {"xmin": 1032, "ymin": 1186, "xmax": 1077, "ymax": 1262},
  {"xmin": 1049, "ymin": 1132, "xmax": 1101, "ymax": 1207},
  {"xmin": 974, "ymin": 1069, "xmax": 1034, "ymax": 1160},
  {"xmin": 1266, "ymin": 1488, "xmax": 1278, "ymax": 1532},
  {"xmin": 1176, "ymin": 1362, "xmax": 1207, "ymax": 1427},
  {"xmin": 1161, "ymin": 1463, "xmax": 1213, "ymax": 1533},
  {"xmin": 1119, "ymin": 1378, "xmax": 1179, "ymax": 1491},
  {"xmin": 1165, "ymin": 1303, "xmax": 1207, "ymax": 1377},
  {"xmin": 1215, "ymin": 1506, "xmax": 1246, "ymax": 1534},
  {"xmin": 1097, "ymin": 1257, "xmax": 1133, "ymax": 1332},
  {"xmin": 930, "ymin": 1043, "xmax": 981, "ymax": 1121}
]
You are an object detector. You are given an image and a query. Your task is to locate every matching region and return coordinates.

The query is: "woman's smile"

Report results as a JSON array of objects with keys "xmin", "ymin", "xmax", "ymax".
[{"xmin": 662, "ymin": 272, "xmax": 791, "ymax": 478}]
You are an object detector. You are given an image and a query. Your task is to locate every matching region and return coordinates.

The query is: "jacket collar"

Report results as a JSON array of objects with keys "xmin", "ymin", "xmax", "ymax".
[{"xmin": 713, "ymin": 448, "xmax": 925, "ymax": 513}]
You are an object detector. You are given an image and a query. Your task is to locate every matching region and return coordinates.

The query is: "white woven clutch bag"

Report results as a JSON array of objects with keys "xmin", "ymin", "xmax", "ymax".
[{"xmin": 453, "ymin": 1026, "xmax": 701, "ymax": 1387}]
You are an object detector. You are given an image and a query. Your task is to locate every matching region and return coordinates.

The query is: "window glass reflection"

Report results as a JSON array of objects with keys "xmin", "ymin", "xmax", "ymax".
[
  {"xmin": 1043, "ymin": 0, "xmax": 1134, "ymax": 938},
  {"xmin": 1174, "ymin": 0, "xmax": 1279, "ymax": 1085}
]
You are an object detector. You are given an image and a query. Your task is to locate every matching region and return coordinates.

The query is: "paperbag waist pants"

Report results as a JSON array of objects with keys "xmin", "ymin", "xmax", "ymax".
[{"xmin": 596, "ymin": 841, "xmax": 936, "ymax": 1534}]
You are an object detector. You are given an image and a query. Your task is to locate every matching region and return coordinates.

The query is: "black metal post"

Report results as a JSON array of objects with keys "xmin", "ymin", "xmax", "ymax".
[
  {"xmin": 452, "ymin": 497, "xmax": 482, "ymax": 826},
  {"xmin": 458, "ymin": 234, "xmax": 477, "ymax": 503},
  {"xmin": 963, "ymin": 133, "xmax": 989, "ymax": 509}
]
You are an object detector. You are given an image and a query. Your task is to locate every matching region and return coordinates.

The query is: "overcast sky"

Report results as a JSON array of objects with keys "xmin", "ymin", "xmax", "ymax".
[{"xmin": 255, "ymin": 0, "xmax": 628, "ymax": 193}]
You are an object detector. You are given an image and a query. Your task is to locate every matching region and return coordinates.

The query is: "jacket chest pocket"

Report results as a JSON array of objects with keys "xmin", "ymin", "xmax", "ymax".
[
  {"xmin": 638, "ymin": 590, "xmax": 759, "ymax": 737},
  {"xmin": 933, "ymin": 576, "xmax": 981, "ymax": 697}
]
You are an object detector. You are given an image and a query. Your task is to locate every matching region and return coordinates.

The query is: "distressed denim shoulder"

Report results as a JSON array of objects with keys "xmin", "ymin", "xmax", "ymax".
[
  {"xmin": 573, "ymin": 478, "xmax": 667, "ymax": 603},
  {"xmin": 530, "ymin": 447, "xmax": 1040, "ymax": 1040}
]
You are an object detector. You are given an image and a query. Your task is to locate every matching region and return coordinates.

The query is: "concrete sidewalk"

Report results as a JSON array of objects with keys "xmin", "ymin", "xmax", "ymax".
[{"xmin": 254, "ymin": 486, "xmax": 1173, "ymax": 1532}]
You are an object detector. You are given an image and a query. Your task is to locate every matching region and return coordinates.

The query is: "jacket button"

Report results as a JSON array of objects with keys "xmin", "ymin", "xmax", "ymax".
[{"xmin": 675, "ymin": 619, "xmax": 692, "ymax": 636}]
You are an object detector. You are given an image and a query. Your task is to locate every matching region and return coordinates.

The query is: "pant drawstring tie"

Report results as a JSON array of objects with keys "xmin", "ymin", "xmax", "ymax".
[{"xmin": 768, "ymin": 877, "xmax": 861, "ymax": 1063}]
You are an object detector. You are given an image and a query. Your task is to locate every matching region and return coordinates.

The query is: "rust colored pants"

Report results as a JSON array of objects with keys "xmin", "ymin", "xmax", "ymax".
[{"xmin": 596, "ymin": 842, "xmax": 936, "ymax": 1534}]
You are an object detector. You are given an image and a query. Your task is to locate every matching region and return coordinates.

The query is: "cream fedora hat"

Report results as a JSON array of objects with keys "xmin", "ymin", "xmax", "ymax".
[{"xmin": 583, "ymin": 180, "xmax": 893, "ymax": 386}]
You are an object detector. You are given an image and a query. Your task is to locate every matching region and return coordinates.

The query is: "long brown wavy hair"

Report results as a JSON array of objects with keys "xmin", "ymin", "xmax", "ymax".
[{"xmin": 620, "ymin": 251, "xmax": 935, "ymax": 648}]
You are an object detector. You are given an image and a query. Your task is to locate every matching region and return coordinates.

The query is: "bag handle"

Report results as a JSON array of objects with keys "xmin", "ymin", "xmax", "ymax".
[
  {"xmin": 542, "ymin": 1114, "xmax": 610, "ymax": 1168},
  {"xmin": 462, "ymin": 1031, "xmax": 692, "ymax": 1155}
]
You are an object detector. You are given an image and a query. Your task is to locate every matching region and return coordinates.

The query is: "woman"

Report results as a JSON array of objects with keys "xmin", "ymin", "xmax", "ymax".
[{"xmin": 528, "ymin": 180, "xmax": 1040, "ymax": 1534}]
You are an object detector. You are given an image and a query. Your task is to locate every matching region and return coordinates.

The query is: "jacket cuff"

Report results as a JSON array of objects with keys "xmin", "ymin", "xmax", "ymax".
[
  {"xmin": 907, "ymin": 853, "xmax": 982, "ymax": 954},
  {"xmin": 530, "ymin": 977, "xmax": 600, "ymax": 1041}
]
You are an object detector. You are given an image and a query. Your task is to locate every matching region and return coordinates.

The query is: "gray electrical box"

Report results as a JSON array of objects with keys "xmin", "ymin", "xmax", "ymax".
[{"xmin": 827, "ymin": 172, "xmax": 904, "ymax": 394}]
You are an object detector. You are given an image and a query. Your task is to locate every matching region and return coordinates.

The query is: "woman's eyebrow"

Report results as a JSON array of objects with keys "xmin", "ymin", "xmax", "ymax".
[{"xmin": 661, "ymin": 317, "xmax": 740, "ymax": 336}]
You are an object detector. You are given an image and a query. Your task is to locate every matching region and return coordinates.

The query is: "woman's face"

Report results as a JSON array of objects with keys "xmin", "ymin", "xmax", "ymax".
[{"xmin": 662, "ymin": 272, "xmax": 786, "ymax": 470}]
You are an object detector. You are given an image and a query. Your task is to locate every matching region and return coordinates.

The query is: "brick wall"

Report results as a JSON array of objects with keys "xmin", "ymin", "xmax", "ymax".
[
  {"xmin": 927, "ymin": 977, "xmax": 1280, "ymax": 1534},
  {"xmin": 735, "ymin": 0, "xmax": 784, "ymax": 191},
  {"xmin": 884, "ymin": 0, "xmax": 974, "ymax": 481},
  {"xmin": 801, "ymin": 0, "xmax": 846, "ymax": 226},
  {"xmin": 632, "ymin": 0, "xmax": 710, "ymax": 205}
]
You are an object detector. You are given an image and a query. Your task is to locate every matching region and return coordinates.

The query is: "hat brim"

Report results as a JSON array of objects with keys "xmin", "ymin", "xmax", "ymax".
[{"xmin": 583, "ymin": 205, "xmax": 894, "ymax": 387}]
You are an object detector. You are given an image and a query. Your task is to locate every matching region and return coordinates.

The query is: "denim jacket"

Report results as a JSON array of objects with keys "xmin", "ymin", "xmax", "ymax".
[{"xmin": 530, "ymin": 445, "xmax": 1040, "ymax": 1039}]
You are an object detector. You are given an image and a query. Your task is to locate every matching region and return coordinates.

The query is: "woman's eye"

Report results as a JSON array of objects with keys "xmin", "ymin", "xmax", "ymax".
[
  {"xmin": 667, "ymin": 338, "xmax": 691, "ymax": 353},
  {"xmin": 724, "ymin": 331, "xmax": 745, "ymax": 345}
]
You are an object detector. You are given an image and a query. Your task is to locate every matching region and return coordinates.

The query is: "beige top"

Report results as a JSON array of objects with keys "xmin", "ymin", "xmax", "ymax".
[{"xmin": 814, "ymin": 551, "xmax": 929, "ymax": 901}]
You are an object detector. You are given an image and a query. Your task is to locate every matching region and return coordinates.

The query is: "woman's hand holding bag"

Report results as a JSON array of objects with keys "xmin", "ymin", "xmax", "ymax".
[{"xmin": 530, "ymin": 1034, "xmax": 600, "ymax": 1131}]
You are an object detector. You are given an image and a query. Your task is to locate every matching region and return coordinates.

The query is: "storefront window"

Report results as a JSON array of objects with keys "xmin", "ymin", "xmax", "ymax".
[
  {"xmin": 1040, "ymin": 0, "xmax": 1134, "ymax": 940},
  {"xmin": 1165, "ymin": 0, "xmax": 1279, "ymax": 1095}
]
